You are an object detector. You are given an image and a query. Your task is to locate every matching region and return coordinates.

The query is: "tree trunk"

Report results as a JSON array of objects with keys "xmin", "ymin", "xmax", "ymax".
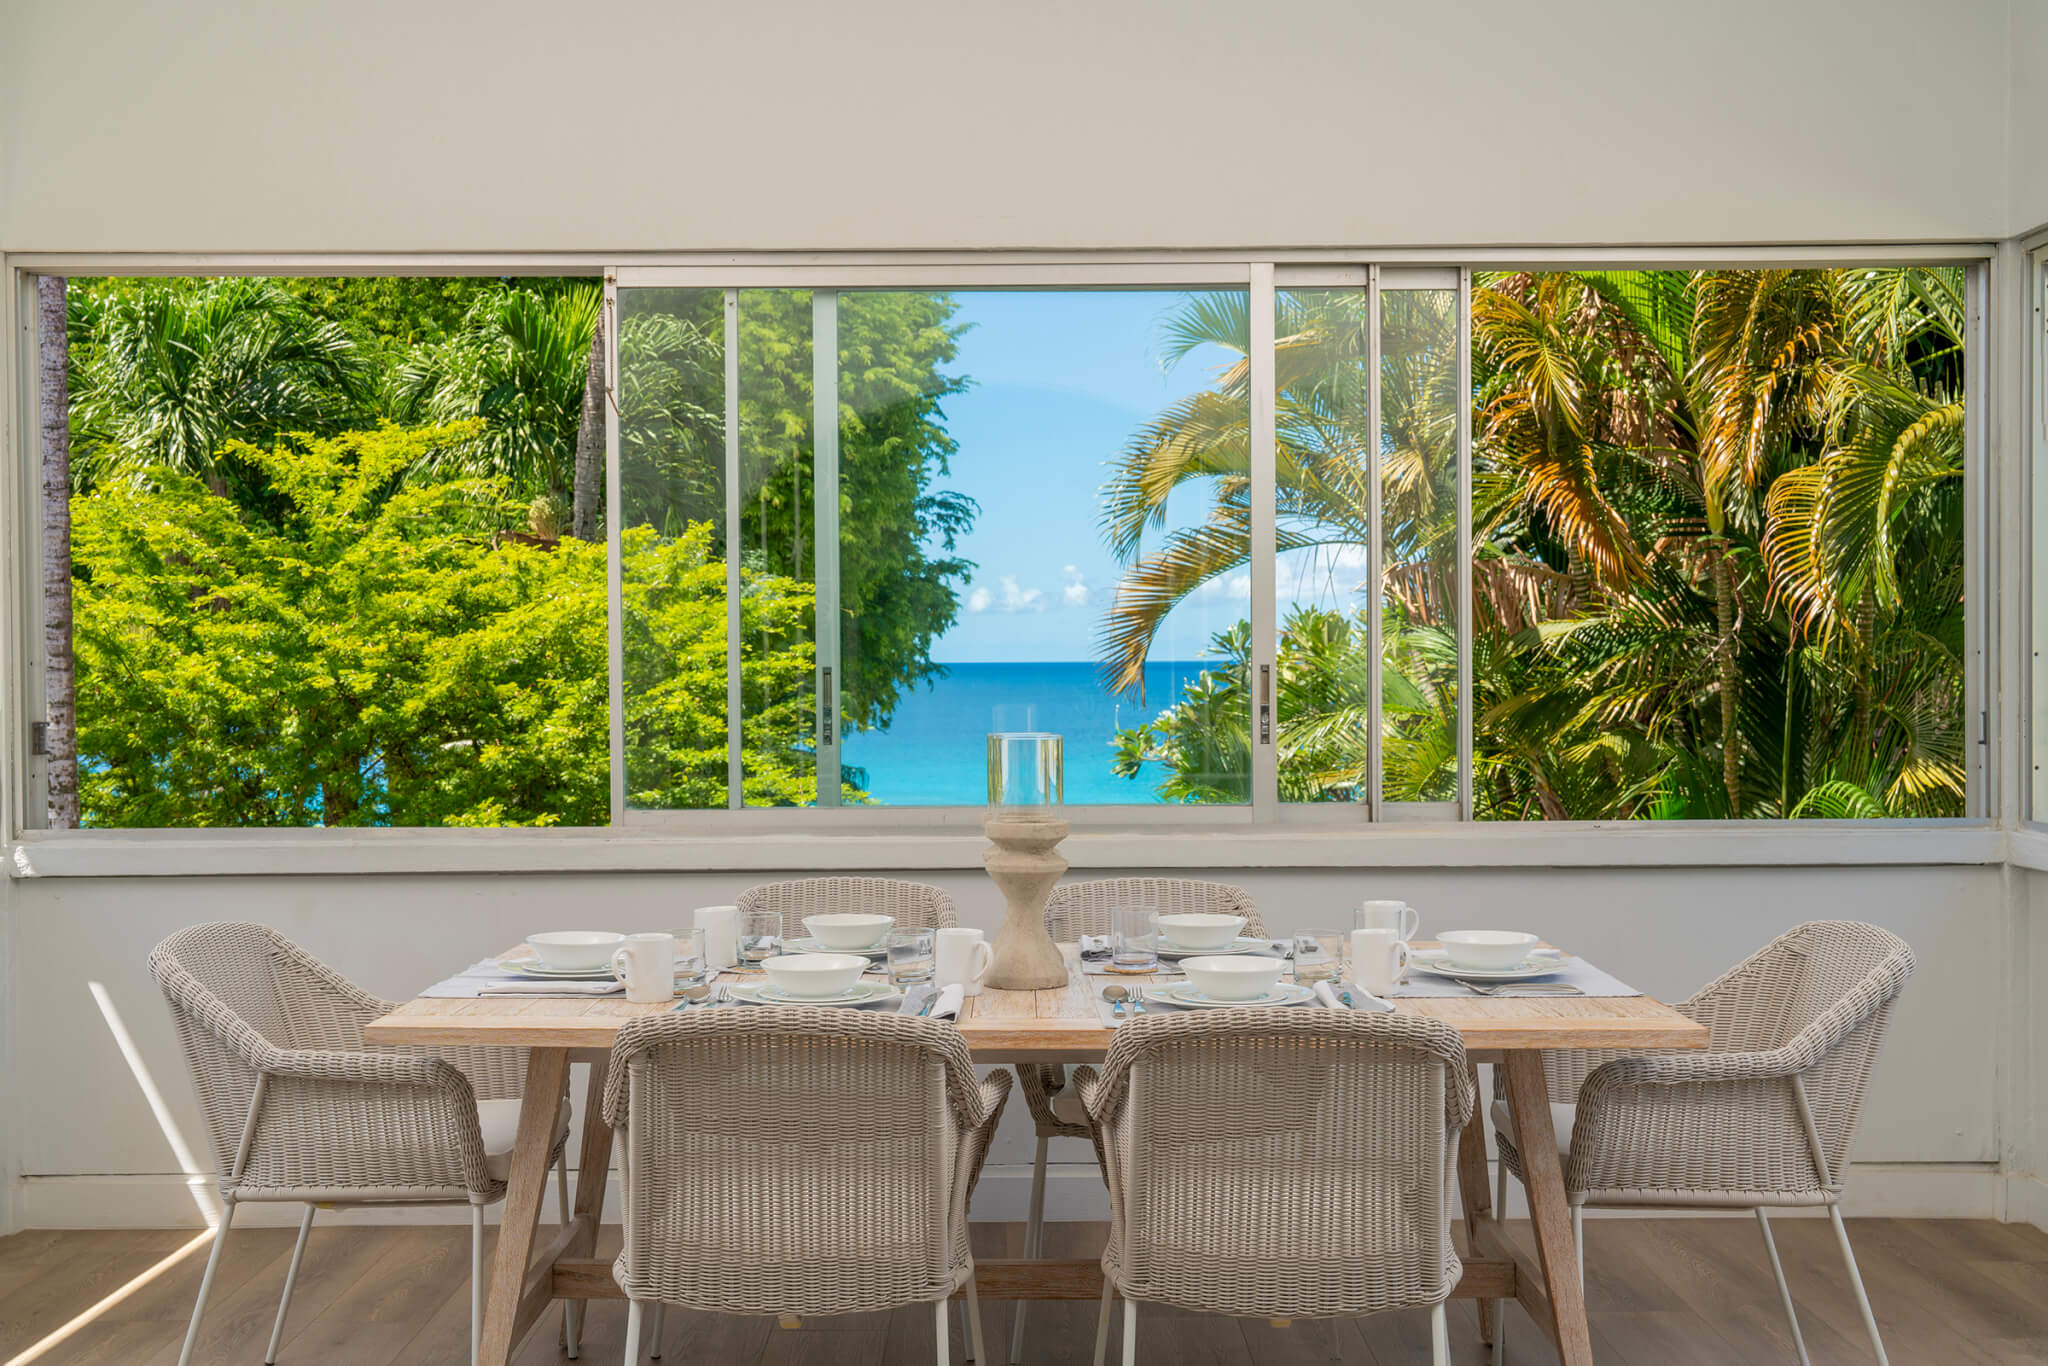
[
  {"xmin": 570, "ymin": 311, "xmax": 605, "ymax": 541},
  {"xmin": 1713, "ymin": 548, "xmax": 1741, "ymax": 817},
  {"xmin": 39, "ymin": 275, "xmax": 79, "ymax": 829}
]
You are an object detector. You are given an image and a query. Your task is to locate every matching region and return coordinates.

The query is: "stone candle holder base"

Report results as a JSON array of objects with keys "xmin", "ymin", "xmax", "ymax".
[{"xmin": 982, "ymin": 814, "xmax": 1070, "ymax": 991}]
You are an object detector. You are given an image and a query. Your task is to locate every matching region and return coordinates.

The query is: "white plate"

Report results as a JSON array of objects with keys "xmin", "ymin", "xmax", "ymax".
[
  {"xmin": 724, "ymin": 979, "xmax": 901, "ymax": 1008},
  {"xmin": 1158, "ymin": 935, "xmax": 1283, "ymax": 958},
  {"xmin": 498, "ymin": 960, "xmax": 615, "ymax": 980},
  {"xmin": 1142, "ymin": 981, "xmax": 1316, "ymax": 1009},
  {"xmin": 782, "ymin": 936, "xmax": 889, "ymax": 957},
  {"xmin": 1409, "ymin": 954, "xmax": 1567, "ymax": 983}
]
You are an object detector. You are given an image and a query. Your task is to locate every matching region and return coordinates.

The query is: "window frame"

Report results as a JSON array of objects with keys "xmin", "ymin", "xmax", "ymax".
[{"xmin": 0, "ymin": 244, "xmax": 2002, "ymax": 873}]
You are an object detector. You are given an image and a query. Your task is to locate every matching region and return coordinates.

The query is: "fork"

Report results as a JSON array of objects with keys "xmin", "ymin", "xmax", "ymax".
[{"xmin": 1463, "ymin": 982, "xmax": 1582, "ymax": 997}]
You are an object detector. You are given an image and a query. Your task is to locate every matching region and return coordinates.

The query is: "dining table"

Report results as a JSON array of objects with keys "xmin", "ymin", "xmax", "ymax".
[{"xmin": 363, "ymin": 942, "xmax": 1708, "ymax": 1366}]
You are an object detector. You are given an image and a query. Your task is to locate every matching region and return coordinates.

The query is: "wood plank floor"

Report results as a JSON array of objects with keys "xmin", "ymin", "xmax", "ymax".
[{"xmin": 3, "ymin": 1217, "xmax": 2046, "ymax": 1364}]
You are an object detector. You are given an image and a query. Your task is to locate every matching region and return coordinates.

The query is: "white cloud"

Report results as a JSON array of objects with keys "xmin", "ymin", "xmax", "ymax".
[
  {"xmin": 967, "ymin": 575, "xmax": 1047, "ymax": 614},
  {"xmin": 1061, "ymin": 566, "xmax": 1091, "ymax": 607}
]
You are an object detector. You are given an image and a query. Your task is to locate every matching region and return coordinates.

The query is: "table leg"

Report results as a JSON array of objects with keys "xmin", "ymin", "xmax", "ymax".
[
  {"xmin": 562, "ymin": 1055, "xmax": 614, "ymax": 1351},
  {"xmin": 1454, "ymin": 1058, "xmax": 1496, "ymax": 1346},
  {"xmin": 1501, "ymin": 1051, "xmax": 1593, "ymax": 1366},
  {"xmin": 478, "ymin": 1048, "xmax": 570, "ymax": 1366}
]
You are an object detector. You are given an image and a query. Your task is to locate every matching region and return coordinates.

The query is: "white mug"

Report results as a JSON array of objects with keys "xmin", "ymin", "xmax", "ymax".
[
  {"xmin": 611, "ymin": 932, "xmax": 677, "ymax": 1004},
  {"xmin": 694, "ymin": 905, "xmax": 741, "ymax": 970},
  {"xmin": 1356, "ymin": 899, "xmax": 1420, "ymax": 942},
  {"xmin": 934, "ymin": 927, "xmax": 993, "ymax": 996},
  {"xmin": 1351, "ymin": 927, "xmax": 1411, "ymax": 997}
]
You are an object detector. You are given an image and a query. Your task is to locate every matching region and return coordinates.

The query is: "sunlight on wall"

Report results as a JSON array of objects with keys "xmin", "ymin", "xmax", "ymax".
[{"xmin": 88, "ymin": 981, "xmax": 219, "ymax": 1223}]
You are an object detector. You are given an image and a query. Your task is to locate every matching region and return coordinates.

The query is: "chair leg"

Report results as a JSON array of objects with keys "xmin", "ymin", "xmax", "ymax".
[
  {"xmin": 1009, "ymin": 1135, "xmax": 1050, "ymax": 1364},
  {"xmin": 557, "ymin": 1157, "xmax": 583, "ymax": 1359},
  {"xmin": 1496, "ymin": 1152, "xmax": 1509, "ymax": 1218},
  {"xmin": 470, "ymin": 1203, "xmax": 486, "ymax": 1366},
  {"xmin": 1120, "ymin": 1297, "xmax": 1137, "ymax": 1366},
  {"xmin": 1829, "ymin": 1207, "xmax": 1891, "ymax": 1366},
  {"xmin": 1493, "ymin": 1152, "xmax": 1511, "ymax": 1366},
  {"xmin": 1093, "ymin": 1277, "xmax": 1114, "ymax": 1366},
  {"xmin": 959, "ymin": 1298, "xmax": 973, "ymax": 1360},
  {"xmin": 1429, "ymin": 1301, "xmax": 1450, "ymax": 1366},
  {"xmin": 623, "ymin": 1300, "xmax": 643, "ymax": 1366},
  {"xmin": 1492, "ymin": 1302, "xmax": 1508, "ymax": 1366},
  {"xmin": 649, "ymin": 1303, "xmax": 667, "ymax": 1358},
  {"xmin": 965, "ymin": 1267, "xmax": 987, "ymax": 1364},
  {"xmin": 264, "ymin": 1203, "xmax": 317, "ymax": 1364},
  {"xmin": 176, "ymin": 1198, "xmax": 237, "ymax": 1366},
  {"xmin": 1754, "ymin": 1208, "xmax": 1812, "ymax": 1365},
  {"xmin": 934, "ymin": 1296, "xmax": 950, "ymax": 1366},
  {"xmin": 1572, "ymin": 1203, "xmax": 1585, "ymax": 1290}
]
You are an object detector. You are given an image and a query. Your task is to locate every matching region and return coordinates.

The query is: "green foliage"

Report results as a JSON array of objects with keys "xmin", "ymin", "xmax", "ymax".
[{"xmin": 69, "ymin": 424, "xmax": 823, "ymax": 827}]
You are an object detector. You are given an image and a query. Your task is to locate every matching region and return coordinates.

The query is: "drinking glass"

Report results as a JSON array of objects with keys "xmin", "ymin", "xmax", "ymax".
[
  {"xmin": 1293, "ymin": 929, "xmax": 1346, "ymax": 985},
  {"xmin": 739, "ymin": 910, "xmax": 782, "ymax": 968},
  {"xmin": 1112, "ymin": 906, "xmax": 1161, "ymax": 974},
  {"xmin": 887, "ymin": 929, "xmax": 936, "ymax": 987},
  {"xmin": 673, "ymin": 927, "xmax": 710, "ymax": 987}
]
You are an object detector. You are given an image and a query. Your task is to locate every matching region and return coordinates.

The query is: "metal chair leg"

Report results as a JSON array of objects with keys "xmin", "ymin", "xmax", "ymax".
[
  {"xmin": 1754, "ymin": 1208, "xmax": 1812, "ymax": 1365},
  {"xmin": 623, "ymin": 1300, "xmax": 643, "ymax": 1366},
  {"xmin": 265, "ymin": 1203, "xmax": 316, "ymax": 1364},
  {"xmin": 1120, "ymin": 1297, "xmax": 1137, "ymax": 1366},
  {"xmin": 470, "ymin": 1203, "xmax": 486, "ymax": 1366},
  {"xmin": 934, "ymin": 1296, "xmax": 949, "ymax": 1366},
  {"xmin": 649, "ymin": 1303, "xmax": 666, "ymax": 1358},
  {"xmin": 1572, "ymin": 1203, "xmax": 1585, "ymax": 1290},
  {"xmin": 1829, "ymin": 1207, "xmax": 1891, "ymax": 1366},
  {"xmin": 966, "ymin": 1271, "xmax": 987, "ymax": 1364},
  {"xmin": 958, "ymin": 1298, "xmax": 973, "ymax": 1360},
  {"xmin": 557, "ymin": 1157, "xmax": 583, "ymax": 1358},
  {"xmin": 1430, "ymin": 1301, "xmax": 1450, "ymax": 1366},
  {"xmin": 1092, "ymin": 1277, "xmax": 1114, "ymax": 1366},
  {"xmin": 176, "ymin": 1199, "xmax": 237, "ymax": 1366},
  {"xmin": 1010, "ymin": 1135, "xmax": 1050, "ymax": 1364}
]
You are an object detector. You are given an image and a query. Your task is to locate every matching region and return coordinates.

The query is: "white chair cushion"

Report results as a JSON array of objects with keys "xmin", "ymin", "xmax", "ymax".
[
  {"xmin": 1490, "ymin": 1095, "xmax": 1576, "ymax": 1160},
  {"xmin": 478, "ymin": 1097, "xmax": 574, "ymax": 1182},
  {"xmin": 1048, "ymin": 1085, "xmax": 1089, "ymax": 1128}
]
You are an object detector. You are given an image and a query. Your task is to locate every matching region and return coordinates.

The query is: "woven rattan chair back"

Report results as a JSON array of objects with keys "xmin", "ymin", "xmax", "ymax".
[
  {"xmin": 1085, "ymin": 1009, "xmax": 1472, "ymax": 1319},
  {"xmin": 1044, "ymin": 877, "xmax": 1265, "ymax": 942},
  {"xmin": 603, "ymin": 1008, "xmax": 993, "ymax": 1317},
  {"xmin": 739, "ymin": 876, "xmax": 959, "ymax": 940}
]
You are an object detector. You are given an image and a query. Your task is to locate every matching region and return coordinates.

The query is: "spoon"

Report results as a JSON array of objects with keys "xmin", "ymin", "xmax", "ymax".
[
  {"xmin": 675, "ymin": 984, "xmax": 716, "ymax": 1009},
  {"xmin": 1101, "ymin": 984, "xmax": 1131, "ymax": 1018}
]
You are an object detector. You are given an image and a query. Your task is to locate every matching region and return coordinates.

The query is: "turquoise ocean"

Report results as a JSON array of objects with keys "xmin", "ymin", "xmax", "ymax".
[{"xmin": 840, "ymin": 660, "xmax": 1213, "ymax": 806}]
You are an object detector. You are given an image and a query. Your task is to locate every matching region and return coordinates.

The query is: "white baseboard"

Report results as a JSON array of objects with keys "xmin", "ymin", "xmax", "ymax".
[{"xmin": 14, "ymin": 1160, "xmax": 2008, "ymax": 1229}]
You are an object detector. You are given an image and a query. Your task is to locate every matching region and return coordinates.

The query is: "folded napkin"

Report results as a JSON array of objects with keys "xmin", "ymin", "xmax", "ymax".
[
  {"xmin": 1313, "ymin": 980, "xmax": 1393, "ymax": 1013},
  {"xmin": 477, "ymin": 979, "xmax": 625, "ymax": 997},
  {"xmin": 898, "ymin": 984, "xmax": 966, "ymax": 1020},
  {"xmin": 1078, "ymin": 934, "xmax": 1112, "ymax": 961}
]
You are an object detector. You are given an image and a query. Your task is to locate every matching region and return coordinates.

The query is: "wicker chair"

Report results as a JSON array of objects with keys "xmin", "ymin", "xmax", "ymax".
[
  {"xmin": 150, "ymin": 923, "xmax": 574, "ymax": 1366},
  {"xmin": 1492, "ymin": 920, "xmax": 1913, "ymax": 1366},
  {"xmin": 602, "ymin": 1006, "xmax": 1012, "ymax": 1365},
  {"xmin": 1007, "ymin": 878, "xmax": 1266, "ymax": 1362},
  {"xmin": 738, "ymin": 876, "xmax": 959, "ymax": 940},
  {"xmin": 1072, "ymin": 1008, "xmax": 1472, "ymax": 1366}
]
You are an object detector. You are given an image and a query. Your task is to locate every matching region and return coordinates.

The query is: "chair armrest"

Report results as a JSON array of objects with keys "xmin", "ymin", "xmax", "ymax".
[
  {"xmin": 1072, "ymin": 1065, "xmax": 1104, "ymax": 1118},
  {"xmin": 1581, "ymin": 1046, "xmax": 1815, "ymax": 1095},
  {"xmin": 262, "ymin": 1047, "xmax": 474, "ymax": 1092}
]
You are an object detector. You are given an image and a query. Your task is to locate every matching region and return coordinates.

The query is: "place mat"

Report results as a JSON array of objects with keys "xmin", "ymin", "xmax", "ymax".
[
  {"xmin": 418, "ymin": 959, "xmax": 627, "ymax": 999},
  {"xmin": 1387, "ymin": 955, "xmax": 1641, "ymax": 998},
  {"xmin": 1077, "ymin": 941, "xmax": 1291, "ymax": 976}
]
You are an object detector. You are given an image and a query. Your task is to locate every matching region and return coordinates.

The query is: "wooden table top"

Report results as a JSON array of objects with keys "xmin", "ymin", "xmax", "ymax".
[{"xmin": 364, "ymin": 943, "xmax": 1709, "ymax": 1059}]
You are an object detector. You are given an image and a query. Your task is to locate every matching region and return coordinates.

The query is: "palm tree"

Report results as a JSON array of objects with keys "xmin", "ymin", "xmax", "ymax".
[
  {"xmin": 71, "ymin": 277, "xmax": 370, "ymax": 496},
  {"xmin": 38, "ymin": 275, "xmax": 77, "ymax": 828},
  {"xmin": 391, "ymin": 284, "xmax": 603, "ymax": 528}
]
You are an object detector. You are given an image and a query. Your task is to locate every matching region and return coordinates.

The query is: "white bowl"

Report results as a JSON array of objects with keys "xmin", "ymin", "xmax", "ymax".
[
  {"xmin": 526, "ymin": 931, "xmax": 625, "ymax": 972},
  {"xmin": 1157, "ymin": 913, "xmax": 1247, "ymax": 950},
  {"xmin": 760, "ymin": 953, "xmax": 869, "ymax": 999},
  {"xmin": 802, "ymin": 913, "xmax": 896, "ymax": 950},
  {"xmin": 1437, "ymin": 930, "xmax": 1540, "ymax": 972},
  {"xmin": 1178, "ymin": 954, "xmax": 1285, "ymax": 1001}
]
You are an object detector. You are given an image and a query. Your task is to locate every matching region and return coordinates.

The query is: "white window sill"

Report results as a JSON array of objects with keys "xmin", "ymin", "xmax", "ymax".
[{"xmin": 5, "ymin": 820, "xmax": 2007, "ymax": 878}]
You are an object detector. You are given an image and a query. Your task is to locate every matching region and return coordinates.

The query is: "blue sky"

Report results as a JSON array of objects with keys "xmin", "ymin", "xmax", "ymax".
[{"xmin": 902, "ymin": 290, "xmax": 1366, "ymax": 664}]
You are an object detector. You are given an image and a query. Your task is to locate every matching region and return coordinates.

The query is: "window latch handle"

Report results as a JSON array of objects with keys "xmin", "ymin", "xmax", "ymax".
[
  {"xmin": 1258, "ymin": 665, "xmax": 1272, "ymax": 745},
  {"xmin": 821, "ymin": 667, "xmax": 835, "ymax": 746}
]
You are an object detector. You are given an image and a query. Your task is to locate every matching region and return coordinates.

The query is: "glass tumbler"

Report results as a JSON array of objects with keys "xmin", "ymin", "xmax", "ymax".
[
  {"xmin": 673, "ymin": 927, "xmax": 711, "ymax": 986},
  {"xmin": 739, "ymin": 910, "xmax": 783, "ymax": 968},
  {"xmin": 1112, "ymin": 906, "xmax": 1161, "ymax": 974},
  {"xmin": 1293, "ymin": 929, "xmax": 1346, "ymax": 985},
  {"xmin": 887, "ymin": 930, "xmax": 936, "ymax": 987}
]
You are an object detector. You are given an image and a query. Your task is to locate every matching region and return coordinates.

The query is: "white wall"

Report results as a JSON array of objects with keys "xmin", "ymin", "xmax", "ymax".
[
  {"xmin": 2015, "ymin": 0, "xmax": 2048, "ymax": 235},
  {"xmin": 0, "ymin": 0, "xmax": 2016, "ymax": 253},
  {"xmin": 5, "ymin": 861, "xmax": 2004, "ymax": 1228}
]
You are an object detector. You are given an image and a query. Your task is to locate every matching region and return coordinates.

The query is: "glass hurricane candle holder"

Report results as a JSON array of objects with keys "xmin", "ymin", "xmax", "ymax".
[{"xmin": 987, "ymin": 732, "xmax": 1064, "ymax": 812}]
